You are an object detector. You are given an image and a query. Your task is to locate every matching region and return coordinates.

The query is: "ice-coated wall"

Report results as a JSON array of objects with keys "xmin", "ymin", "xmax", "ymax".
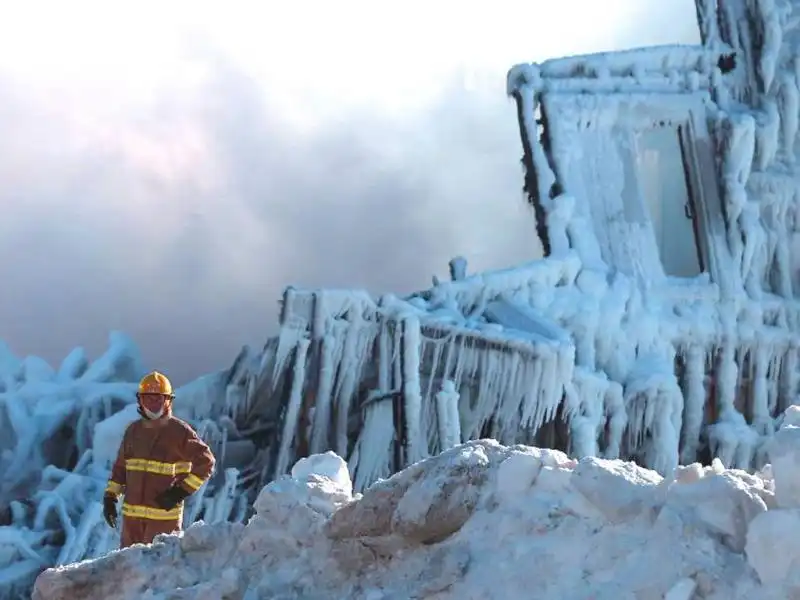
[
  {"xmin": 502, "ymin": 0, "xmax": 800, "ymax": 473},
  {"xmin": 265, "ymin": 0, "xmax": 800, "ymax": 495}
]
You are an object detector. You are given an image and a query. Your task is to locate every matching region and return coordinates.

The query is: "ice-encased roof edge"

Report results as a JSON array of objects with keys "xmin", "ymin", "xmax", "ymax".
[{"xmin": 507, "ymin": 43, "xmax": 735, "ymax": 94}]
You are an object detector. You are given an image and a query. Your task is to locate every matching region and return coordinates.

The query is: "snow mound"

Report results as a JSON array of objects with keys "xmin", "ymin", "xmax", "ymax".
[{"xmin": 31, "ymin": 424, "xmax": 800, "ymax": 600}]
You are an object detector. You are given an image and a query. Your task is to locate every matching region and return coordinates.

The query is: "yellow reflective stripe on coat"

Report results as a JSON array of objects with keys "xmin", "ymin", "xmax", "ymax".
[
  {"xmin": 122, "ymin": 503, "xmax": 183, "ymax": 521},
  {"xmin": 105, "ymin": 480, "xmax": 124, "ymax": 495},
  {"xmin": 182, "ymin": 473, "xmax": 205, "ymax": 491},
  {"xmin": 125, "ymin": 458, "xmax": 192, "ymax": 476}
]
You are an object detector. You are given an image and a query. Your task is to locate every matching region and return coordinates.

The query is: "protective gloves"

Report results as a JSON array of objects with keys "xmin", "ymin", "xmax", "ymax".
[
  {"xmin": 103, "ymin": 496, "xmax": 118, "ymax": 528},
  {"xmin": 154, "ymin": 485, "xmax": 191, "ymax": 511}
]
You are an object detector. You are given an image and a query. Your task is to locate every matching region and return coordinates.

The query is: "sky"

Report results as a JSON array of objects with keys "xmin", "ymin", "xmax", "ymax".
[{"xmin": 0, "ymin": 0, "xmax": 701, "ymax": 385}]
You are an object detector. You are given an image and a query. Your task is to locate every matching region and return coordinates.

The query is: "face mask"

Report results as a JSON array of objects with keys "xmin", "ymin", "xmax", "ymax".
[
  {"xmin": 139, "ymin": 394, "xmax": 168, "ymax": 420},
  {"xmin": 142, "ymin": 406, "xmax": 165, "ymax": 419}
]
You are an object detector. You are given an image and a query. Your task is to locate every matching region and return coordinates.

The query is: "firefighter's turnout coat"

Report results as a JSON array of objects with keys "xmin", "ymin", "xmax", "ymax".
[{"xmin": 104, "ymin": 411, "xmax": 216, "ymax": 547}]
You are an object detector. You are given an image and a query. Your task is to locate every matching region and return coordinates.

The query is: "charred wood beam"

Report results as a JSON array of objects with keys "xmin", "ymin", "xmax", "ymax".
[{"xmin": 513, "ymin": 89, "xmax": 551, "ymax": 256}]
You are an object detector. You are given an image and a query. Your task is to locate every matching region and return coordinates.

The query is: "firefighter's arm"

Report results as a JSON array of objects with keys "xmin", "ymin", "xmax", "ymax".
[
  {"xmin": 104, "ymin": 426, "xmax": 130, "ymax": 499},
  {"xmin": 176, "ymin": 426, "xmax": 216, "ymax": 494}
]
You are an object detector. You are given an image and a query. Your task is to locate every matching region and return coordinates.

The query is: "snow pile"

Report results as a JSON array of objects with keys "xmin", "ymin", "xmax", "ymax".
[{"xmin": 32, "ymin": 412, "xmax": 800, "ymax": 600}]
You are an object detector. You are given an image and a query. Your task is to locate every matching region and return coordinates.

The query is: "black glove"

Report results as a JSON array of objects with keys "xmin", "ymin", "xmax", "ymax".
[
  {"xmin": 103, "ymin": 496, "xmax": 118, "ymax": 529},
  {"xmin": 154, "ymin": 485, "xmax": 191, "ymax": 511}
]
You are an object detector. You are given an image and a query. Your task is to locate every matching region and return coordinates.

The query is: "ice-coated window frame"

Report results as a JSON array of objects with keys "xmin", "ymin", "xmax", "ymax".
[{"xmin": 539, "ymin": 90, "xmax": 737, "ymax": 291}]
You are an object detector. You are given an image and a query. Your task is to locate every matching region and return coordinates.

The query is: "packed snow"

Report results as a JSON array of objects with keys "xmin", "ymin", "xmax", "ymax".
[{"xmin": 29, "ymin": 414, "xmax": 800, "ymax": 599}]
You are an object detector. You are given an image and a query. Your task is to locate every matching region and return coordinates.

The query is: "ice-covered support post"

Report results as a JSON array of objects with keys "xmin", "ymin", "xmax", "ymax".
[
  {"xmin": 565, "ymin": 371, "xmax": 606, "ymax": 459},
  {"xmin": 309, "ymin": 336, "xmax": 336, "ymax": 455},
  {"xmin": 275, "ymin": 338, "xmax": 311, "ymax": 476},
  {"xmin": 753, "ymin": 0, "xmax": 783, "ymax": 95},
  {"xmin": 751, "ymin": 342, "xmax": 773, "ymax": 435},
  {"xmin": 718, "ymin": 113, "xmax": 754, "ymax": 284},
  {"xmin": 448, "ymin": 256, "xmax": 467, "ymax": 281},
  {"xmin": 346, "ymin": 311, "xmax": 395, "ymax": 491},
  {"xmin": 546, "ymin": 193, "xmax": 575, "ymax": 257},
  {"xmin": 334, "ymin": 323, "xmax": 359, "ymax": 457},
  {"xmin": 708, "ymin": 343, "xmax": 758, "ymax": 469},
  {"xmin": 602, "ymin": 381, "xmax": 625, "ymax": 460},
  {"xmin": 623, "ymin": 353, "xmax": 682, "ymax": 475},
  {"xmin": 680, "ymin": 345, "xmax": 707, "ymax": 464},
  {"xmin": 435, "ymin": 380, "xmax": 461, "ymax": 452},
  {"xmin": 507, "ymin": 63, "xmax": 566, "ymax": 257},
  {"xmin": 780, "ymin": 342, "xmax": 799, "ymax": 413},
  {"xmin": 401, "ymin": 316, "xmax": 427, "ymax": 464},
  {"xmin": 778, "ymin": 72, "xmax": 799, "ymax": 160},
  {"xmin": 202, "ymin": 468, "xmax": 240, "ymax": 524}
]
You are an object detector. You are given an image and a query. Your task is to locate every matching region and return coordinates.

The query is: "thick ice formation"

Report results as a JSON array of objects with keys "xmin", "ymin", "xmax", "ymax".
[
  {"xmin": 30, "ymin": 414, "xmax": 800, "ymax": 599},
  {"xmin": 0, "ymin": 335, "xmax": 278, "ymax": 599},
  {"xmin": 14, "ymin": 0, "xmax": 800, "ymax": 597},
  {"xmin": 253, "ymin": 0, "xmax": 800, "ymax": 497}
]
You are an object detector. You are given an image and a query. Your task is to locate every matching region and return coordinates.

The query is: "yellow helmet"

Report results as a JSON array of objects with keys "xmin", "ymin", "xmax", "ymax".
[{"xmin": 138, "ymin": 371, "xmax": 173, "ymax": 396}]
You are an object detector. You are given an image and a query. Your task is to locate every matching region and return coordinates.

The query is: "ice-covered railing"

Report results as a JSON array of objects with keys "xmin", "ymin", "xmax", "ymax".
[{"xmin": 270, "ymin": 281, "xmax": 578, "ymax": 492}]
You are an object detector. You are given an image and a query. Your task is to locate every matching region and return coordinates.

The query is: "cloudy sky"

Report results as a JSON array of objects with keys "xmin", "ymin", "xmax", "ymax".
[{"xmin": 0, "ymin": 0, "xmax": 700, "ymax": 384}]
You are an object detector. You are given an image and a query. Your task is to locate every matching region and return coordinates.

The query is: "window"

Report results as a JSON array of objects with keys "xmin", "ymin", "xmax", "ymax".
[
  {"xmin": 631, "ymin": 125, "xmax": 703, "ymax": 278},
  {"xmin": 539, "ymin": 91, "xmax": 734, "ymax": 288}
]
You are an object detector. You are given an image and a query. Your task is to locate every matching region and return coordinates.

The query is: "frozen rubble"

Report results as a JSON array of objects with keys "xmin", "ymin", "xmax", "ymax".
[
  {"xmin": 30, "ymin": 413, "xmax": 800, "ymax": 600},
  {"xmin": 0, "ymin": 333, "xmax": 262, "ymax": 599}
]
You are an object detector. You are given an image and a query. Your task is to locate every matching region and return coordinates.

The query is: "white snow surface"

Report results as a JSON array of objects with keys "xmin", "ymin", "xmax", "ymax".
[{"xmin": 30, "ymin": 418, "xmax": 800, "ymax": 600}]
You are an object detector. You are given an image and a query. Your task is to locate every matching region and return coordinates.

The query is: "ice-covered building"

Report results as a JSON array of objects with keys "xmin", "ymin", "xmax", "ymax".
[
  {"xmin": 265, "ymin": 0, "xmax": 800, "ymax": 487},
  {"xmin": 6, "ymin": 1, "xmax": 800, "ymax": 597}
]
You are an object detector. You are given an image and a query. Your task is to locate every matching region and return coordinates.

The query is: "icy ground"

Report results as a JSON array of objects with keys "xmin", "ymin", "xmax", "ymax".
[{"xmin": 31, "ymin": 410, "xmax": 800, "ymax": 600}]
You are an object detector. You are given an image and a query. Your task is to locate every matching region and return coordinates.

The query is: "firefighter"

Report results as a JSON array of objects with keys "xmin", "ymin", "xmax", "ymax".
[{"xmin": 102, "ymin": 371, "xmax": 216, "ymax": 548}]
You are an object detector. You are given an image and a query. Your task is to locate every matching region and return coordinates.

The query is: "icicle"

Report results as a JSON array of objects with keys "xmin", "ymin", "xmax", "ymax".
[
  {"xmin": 780, "ymin": 344, "xmax": 799, "ymax": 412},
  {"xmin": 309, "ymin": 335, "xmax": 338, "ymax": 455},
  {"xmin": 751, "ymin": 342, "xmax": 772, "ymax": 434},
  {"xmin": 766, "ymin": 349, "xmax": 783, "ymax": 415},
  {"xmin": 716, "ymin": 344, "xmax": 739, "ymax": 417},
  {"xmin": 603, "ymin": 381, "xmax": 625, "ymax": 459},
  {"xmin": 755, "ymin": 100, "xmax": 780, "ymax": 170},
  {"xmin": 401, "ymin": 316, "xmax": 426, "ymax": 463},
  {"xmin": 377, "ymin": 322, "xmax": 391, "ymax": 391},
  {"xmin": 679, "ymin": 345, "xmax": 707, "ymax": 464},
  {"xmin": 205, "ymin": 468, "xmax": 240, "ymax": 524},
  {"xmin": 495, "ymin": 347, "xmax": 521, "ymax": 438},
  {"xmin": 708, "ymin": 344, "xmax": 758, "ymax": 469},
  {"xmin": 272, "ymin": 288, "xmax": 308, "ymax": 380},
  {"xmin": 274, "ymin": 338, "xmax": 311, "ymax": 476},
  {"xmin": 547, "ymin": 194, "xmax": 576, "ymax": 257},
  {"xmin": 572, "ymin": 299, "xmax": 599, "ymax": 369},
  {"xmin": 435, "ymin": 380, "xmax": 461, "ymax": 451},
  {"xmin": 623, "ymin": 355, "xmax": 682, "ymax": 475},
  {"xmin": 568, "ymin": 370, "xmax": 606, "ymax": 459},
  {"xmin": 519, "ymin": 352, "xmax": 544, "ymax": 429},
  {"xmin": 349, "ymin": 393, "xmax": 395, "ymax": 492},
  {"xmin": 754, "ymin": 0, "xmax": 783, "ymax": 94},
  {"xmin": 334, "ymin": 314, "xmax": 373, "ymax": 457},
  {"xmin": 778, "ymin": 73, "xmax": 799, "ymax": 158},
  {"xmin": 423, "ymin": 337, "xmax": 446, "ymax": 405}
]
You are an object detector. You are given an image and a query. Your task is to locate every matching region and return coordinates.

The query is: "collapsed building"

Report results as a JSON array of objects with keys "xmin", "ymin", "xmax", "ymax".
[
  {"xmin": 262, "ymin": 0, "xmax": 800, "ymax": 487},
  {"xmin": 4, "ymin": 0, "xmax": 800, "ymax": 597}
]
